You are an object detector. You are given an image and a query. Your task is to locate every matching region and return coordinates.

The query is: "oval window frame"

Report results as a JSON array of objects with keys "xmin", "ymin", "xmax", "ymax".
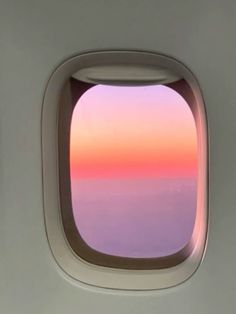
[{"xmin": 42, "ymin": 50, "xmax": 208, "ymax": 290}]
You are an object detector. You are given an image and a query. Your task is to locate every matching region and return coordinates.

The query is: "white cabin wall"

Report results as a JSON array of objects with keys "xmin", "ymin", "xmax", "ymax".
[{"xmin": 1, "ymin": 1, "xmax": 236, "ymax": 313}]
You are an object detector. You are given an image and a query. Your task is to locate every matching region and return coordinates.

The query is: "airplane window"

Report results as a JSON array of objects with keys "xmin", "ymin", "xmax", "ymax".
[
  {"xmin": 69, "ymin": 84, "xmax": 197, "ymax": 259},
  {"xmin": 43, "ymin": 51, "xmax": 207, "ymax": 286}
]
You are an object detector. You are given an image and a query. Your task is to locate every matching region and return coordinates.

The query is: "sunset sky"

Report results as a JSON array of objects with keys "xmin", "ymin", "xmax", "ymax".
[
  {"xmin": 70, "ymin": 84, "xmax": 197, "ymax": 179},
  {"xmin": 69, "ymin": 84, "xmax": 198, "ymax": 258}
]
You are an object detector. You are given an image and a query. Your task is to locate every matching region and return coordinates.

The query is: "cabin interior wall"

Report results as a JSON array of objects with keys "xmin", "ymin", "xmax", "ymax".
[{"xmin": 1, "ymin": 1, "xmax": 236, "ymax": 313}]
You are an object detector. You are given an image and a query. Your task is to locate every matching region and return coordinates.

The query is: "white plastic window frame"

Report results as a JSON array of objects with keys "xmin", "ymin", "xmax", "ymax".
[{"xmin": 42, "ymin": 50, "xmax": 208, "ymax": 290}]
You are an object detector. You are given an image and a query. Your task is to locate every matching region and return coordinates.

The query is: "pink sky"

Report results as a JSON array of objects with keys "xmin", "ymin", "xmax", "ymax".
[
  {"xmin": 69, "ymin": 84, "xmax": 198, "ymax": 258},
  {"xmin": 70, "ymin": 85, "xmax": 197, "ymax": 179}
]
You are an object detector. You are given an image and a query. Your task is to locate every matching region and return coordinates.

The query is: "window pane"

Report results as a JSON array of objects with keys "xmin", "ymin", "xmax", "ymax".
[{"xmin": 70, "ymin": 85, "xmax": 197, "ymax": 258}]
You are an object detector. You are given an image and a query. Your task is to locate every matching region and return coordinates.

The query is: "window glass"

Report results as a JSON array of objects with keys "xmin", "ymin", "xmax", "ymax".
[{"xmin": 70, "ymin": 85, "xmax": 197, "ymax": 258}]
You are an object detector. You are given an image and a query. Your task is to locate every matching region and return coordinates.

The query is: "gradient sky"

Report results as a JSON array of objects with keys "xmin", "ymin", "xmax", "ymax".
[
  {"xmin": 70, "ymin": 85, "xmax": 197, "ymax": 179},
  {"xmin": 70, "ymin": 84, "xmax": 198, "ymax": 258}
]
